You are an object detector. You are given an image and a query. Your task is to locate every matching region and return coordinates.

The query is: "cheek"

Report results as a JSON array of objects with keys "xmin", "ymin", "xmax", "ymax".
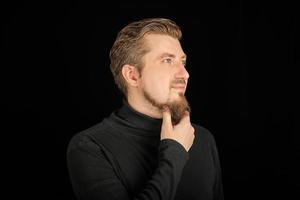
[{"xmin": 143, "ymin": 75, "xmax": 170, "ymax": 100}]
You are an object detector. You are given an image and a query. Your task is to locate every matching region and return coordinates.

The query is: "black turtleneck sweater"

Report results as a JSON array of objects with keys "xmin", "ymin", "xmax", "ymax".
[{"xmin": 67, "ymin": 101, "xmax": 224, "ymax": 200}]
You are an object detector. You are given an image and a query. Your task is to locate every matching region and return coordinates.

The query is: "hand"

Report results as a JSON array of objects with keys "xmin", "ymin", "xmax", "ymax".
[{"xmin": 160, "ymin": 108, "xmax": 195, "ymax": 151}]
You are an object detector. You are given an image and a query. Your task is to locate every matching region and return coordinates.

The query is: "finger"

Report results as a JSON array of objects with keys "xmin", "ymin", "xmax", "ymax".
[
  {"xmin": 162, "ymin": 107, "xmax": 172, "ymax": 130},
  {"xmin": 180, "ymin": 111, "xmax": 191, "ymax": 123},
  {"xmin": 190, "ymin": 126, "xmax": 195, "ymax": 134}
]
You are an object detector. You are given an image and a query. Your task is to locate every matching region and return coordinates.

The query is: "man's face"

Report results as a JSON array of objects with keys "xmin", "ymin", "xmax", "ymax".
[{"xmin": 138, "ymin": 34, "xmax": 190, "ymax": 124}]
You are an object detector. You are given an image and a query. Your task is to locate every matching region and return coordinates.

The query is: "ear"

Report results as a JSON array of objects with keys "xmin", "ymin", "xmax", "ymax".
[{"xmin": 121, "ymin": 64, "xmax": 140, "ymax": 87}]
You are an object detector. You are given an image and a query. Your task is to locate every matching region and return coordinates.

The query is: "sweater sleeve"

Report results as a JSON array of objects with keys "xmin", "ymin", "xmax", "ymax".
[{"xmin": 67, "ymin": 138, "xmax": 189, "ymax": 200}]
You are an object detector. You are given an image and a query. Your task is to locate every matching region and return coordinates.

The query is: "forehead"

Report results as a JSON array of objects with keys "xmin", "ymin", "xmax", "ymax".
[{"xmin": 143, "ymin": 34, "xmax": 185, "ymax": 58}]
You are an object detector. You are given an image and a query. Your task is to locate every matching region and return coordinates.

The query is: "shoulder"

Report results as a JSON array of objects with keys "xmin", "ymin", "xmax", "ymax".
[
  {"xmin": 191, "ymin": 123, "xmax": 217, "ymax": 146},
  {"xmin": 67, "ymin": 121, "xmax": 107, "ymax": 155},
  {"xmin": 192, "ymin": 123, "xmax": 214, "ymax": 139}
]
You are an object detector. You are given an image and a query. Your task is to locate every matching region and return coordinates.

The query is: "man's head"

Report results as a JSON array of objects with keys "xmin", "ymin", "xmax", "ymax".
[{"xmin": 110, "ymin": 18, "xmax": 190, "ymax": 124}]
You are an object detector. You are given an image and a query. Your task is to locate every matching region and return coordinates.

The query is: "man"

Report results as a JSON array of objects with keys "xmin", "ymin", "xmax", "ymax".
[{"xmin": 67, "ymin": 18, "xmax": 224, "ymax": 200}]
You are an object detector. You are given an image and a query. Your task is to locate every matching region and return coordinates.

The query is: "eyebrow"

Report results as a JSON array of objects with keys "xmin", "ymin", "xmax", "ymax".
[{"xmin": 158, "ymin": 52, "xmax": 187, "ymax": 60}]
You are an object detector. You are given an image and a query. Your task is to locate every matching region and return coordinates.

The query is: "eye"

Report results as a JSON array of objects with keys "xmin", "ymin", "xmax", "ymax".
[{"xmin": 162, "ymin": 58, "xmax": 173, "ymax": 64}]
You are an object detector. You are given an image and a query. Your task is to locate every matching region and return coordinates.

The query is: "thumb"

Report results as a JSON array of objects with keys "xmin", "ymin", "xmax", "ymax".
[{"xmin": 162, "ymin": 107, "xmax": 172, "ymax": 131}]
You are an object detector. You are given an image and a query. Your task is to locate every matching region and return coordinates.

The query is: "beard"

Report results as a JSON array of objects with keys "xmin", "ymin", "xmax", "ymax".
[{"xmin": 142, "ymin": 88, "xmax": 191, "ymax": 125}]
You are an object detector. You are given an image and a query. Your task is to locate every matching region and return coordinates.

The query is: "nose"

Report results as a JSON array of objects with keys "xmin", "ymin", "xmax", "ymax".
[{"xmin": 174, "ymin": 64, "xmax": 189, "ymax": 81}]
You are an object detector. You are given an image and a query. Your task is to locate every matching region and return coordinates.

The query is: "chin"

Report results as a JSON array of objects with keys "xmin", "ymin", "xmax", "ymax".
[
  {"xmin": 166, "ymin": 94, "xmax": 190, "ymax": 125},
  {"xmin": 142, "ymin": 89, "xmax": 190, "ymax": 124}
]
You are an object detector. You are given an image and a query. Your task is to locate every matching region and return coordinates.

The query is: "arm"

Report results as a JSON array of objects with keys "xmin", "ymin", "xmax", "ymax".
[
  {"xmin": 135, "ymin": 139, "xmax": 188, "ymax": 200},
  {"xmin": 67, "ymin": 138, "xmax": 188, "ymax": 200}
]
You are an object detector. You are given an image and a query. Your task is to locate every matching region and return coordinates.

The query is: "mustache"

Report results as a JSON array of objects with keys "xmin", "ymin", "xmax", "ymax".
[{"xmin": 171, "ymin": 79, "xmax": 186, "ymax": 85}]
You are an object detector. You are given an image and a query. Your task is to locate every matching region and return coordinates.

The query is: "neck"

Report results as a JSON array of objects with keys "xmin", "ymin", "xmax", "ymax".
[{"xmin": 127, "ymin": 93, "xmax": 162, "ymax": 119}]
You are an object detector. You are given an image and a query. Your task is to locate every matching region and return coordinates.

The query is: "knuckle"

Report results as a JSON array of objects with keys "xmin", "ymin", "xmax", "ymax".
[{"xmin": 190, "ymin": 126, "xmax": 195, "ymax": 132}]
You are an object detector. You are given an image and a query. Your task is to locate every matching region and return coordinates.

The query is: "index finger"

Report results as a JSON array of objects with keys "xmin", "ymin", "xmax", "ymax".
[{"xmin": 162, "ymin": 107, "xmax": 172, "ymax": 130}]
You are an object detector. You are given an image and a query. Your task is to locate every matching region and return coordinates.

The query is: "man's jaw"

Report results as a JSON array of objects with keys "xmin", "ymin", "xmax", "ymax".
[
  {"xmin": 166, "ymin": 94, "xmax": 190, "ymax": 125},
  {"xmin": 142, "ymin": 87, "xmax": 190, "ymax": 124}
]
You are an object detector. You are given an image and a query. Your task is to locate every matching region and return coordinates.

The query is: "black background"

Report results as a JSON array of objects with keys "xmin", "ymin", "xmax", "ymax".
[{"xmin": 2, "ymin": 1, "xmax": 298, "ymax": 199}]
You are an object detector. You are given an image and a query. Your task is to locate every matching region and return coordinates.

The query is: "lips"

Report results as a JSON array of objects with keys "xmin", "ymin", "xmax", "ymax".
[
  {"xmin": 172, "ymin": 84, "xmax": 186, "ymax": 89},
  {"xmin": 173, "ymin": 86, "xmax": 185, "ymax": 89}
]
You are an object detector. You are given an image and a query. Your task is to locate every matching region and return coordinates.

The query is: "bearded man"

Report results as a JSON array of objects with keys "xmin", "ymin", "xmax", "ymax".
[{"xmin": 67, "ymin": 18, "xmax": 224, "ymax": 200}]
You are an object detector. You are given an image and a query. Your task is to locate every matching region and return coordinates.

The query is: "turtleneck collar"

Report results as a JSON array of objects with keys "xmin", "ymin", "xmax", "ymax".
[{"xmin": 112, "ymin": 99, "xmax": 163, "ymax": 133}]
